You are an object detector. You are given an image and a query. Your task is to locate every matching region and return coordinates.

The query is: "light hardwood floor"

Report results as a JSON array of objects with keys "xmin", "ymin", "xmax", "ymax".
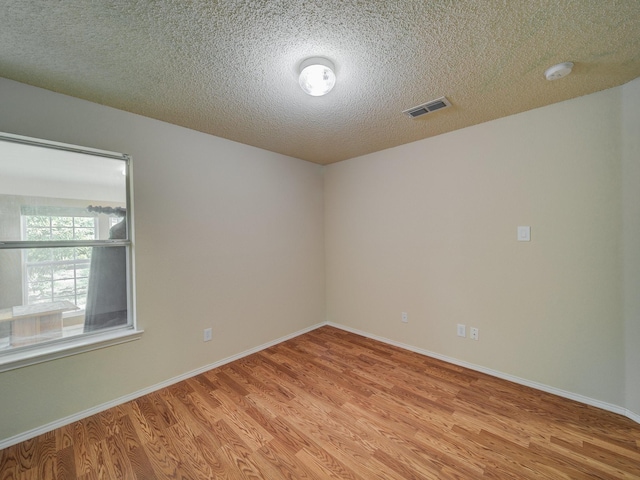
[{"xmin": 1, "ymin": 326, "xmax": 639, "ymax": 479}]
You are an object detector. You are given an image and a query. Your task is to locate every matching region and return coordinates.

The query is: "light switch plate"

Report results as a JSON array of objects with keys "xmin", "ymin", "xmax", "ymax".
[{"xmin": 517, "ymin": 226, "xmax": 531, "ymax": 242}]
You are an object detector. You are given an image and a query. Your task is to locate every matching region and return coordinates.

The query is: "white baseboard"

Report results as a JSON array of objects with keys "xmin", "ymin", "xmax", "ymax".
[
  {"xmin": 3, "ymin": 320, "xmax": 638, "ymax": 450},
  {"xmin": 0, "ymin": 322, "xmax": 324, "ymax": 450},
  {"xmin": 327, "ymin": 322, "xmax": 640, "ymax": 425},
  {"xmin": 626, "ymin": 409, "xmax": 640, "ymax": 424}
]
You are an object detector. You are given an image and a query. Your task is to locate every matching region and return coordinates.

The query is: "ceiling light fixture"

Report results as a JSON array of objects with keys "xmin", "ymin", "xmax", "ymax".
[
  {"xmin": 545, "ymin": 62, "xmax": 574, "ymax": 81},
  {"xmin": 299, "ymin": 57, "xmax": 336, "ymax": 96}
]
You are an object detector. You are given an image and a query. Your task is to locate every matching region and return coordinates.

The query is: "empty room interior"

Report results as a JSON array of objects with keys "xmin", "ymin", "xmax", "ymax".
[{"xmin": 1, "ymin": 1, "xmax": 640, "ymax": 478}]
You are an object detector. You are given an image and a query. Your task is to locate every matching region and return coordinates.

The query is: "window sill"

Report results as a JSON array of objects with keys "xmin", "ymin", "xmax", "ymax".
[{"xmin": 0, "ymin": 328, "xmax": 143, "ymax": 373}]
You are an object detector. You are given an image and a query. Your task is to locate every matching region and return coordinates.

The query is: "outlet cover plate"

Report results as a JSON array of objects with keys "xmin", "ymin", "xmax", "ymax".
[
  {"xmin": 470, "ymin": 327, "xmax": 479, "ymax": 340},
  {"xmin": 204, "ymin": 328, "xmax": 212, "ymax": 342},
  {"xmin": 517, "ymin": 226, "xmax": 531, "ymax": 241}
]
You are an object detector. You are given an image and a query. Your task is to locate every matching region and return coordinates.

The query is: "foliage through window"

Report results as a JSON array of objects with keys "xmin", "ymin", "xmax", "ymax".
[{"xmin": 22, "ymin": 213, "xmax": 97, "ymax": 309}]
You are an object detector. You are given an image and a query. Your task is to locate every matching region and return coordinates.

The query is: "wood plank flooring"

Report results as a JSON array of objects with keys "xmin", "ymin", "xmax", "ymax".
[{"xmin": 1, "ymin": 325, "xmax": 639, "ymax": 479}]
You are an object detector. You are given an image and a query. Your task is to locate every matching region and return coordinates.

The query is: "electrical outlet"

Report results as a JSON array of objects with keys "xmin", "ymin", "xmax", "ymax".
[
  {"xmin": 470, "ymin": 327, "xmax": 479, "ymax": 341},
  {"xmin": 401, "ymin": 312, "xmax": 408, "ymax": 323},
  {"xmin": 203, "ymin": 328, "xmax": 212, "ymax": 342},
  {"xmin": 457, "ymin": 324, "xmax": 466, "ymax": 337},
  {"xmin": 517, "ymin": 226, "xmax": 531, "ymax": 242}
]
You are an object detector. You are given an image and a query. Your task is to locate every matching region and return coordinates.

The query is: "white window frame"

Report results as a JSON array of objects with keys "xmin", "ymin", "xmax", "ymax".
[{"xmin": 0, "ymin": 132, "xmax": 142, "ymax": 372}]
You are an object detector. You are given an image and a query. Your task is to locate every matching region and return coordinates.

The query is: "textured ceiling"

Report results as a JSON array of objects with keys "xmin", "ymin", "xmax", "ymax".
[{"xmin": 1, "ymin": 1, "xmax": 640, "ymax": 165}]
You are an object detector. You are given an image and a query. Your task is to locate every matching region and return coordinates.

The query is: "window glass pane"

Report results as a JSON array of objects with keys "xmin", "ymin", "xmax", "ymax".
[
  {"xmin": 52, "ymin": 264, "xmax": 75, "ymax": 280},
  {"xmin": 52, "ymin": 247, "xmax": 75, "ymax": 262},
  {"xmin": 76, "ymin": 246, "xmax": 92, "ymax": 260},
  {"xmin": 26, "ymin": 227, "xmax": 51, "ymax": 241},
  {"xmin": 76, "ymin": 265, "xmax": 90, "ymax": 279},
  {"xmin": 52, "ymin": 279, "xmax": 75, "ymax": 299},
  {"xmin": 26, "ymin": 216, "xmax": 50, "ymax": 228},
  {"xmin": 51, "ymin": 226, "xmax": 74, "ymax": 241},
  {"xmin": 75, "ymin": 217, "xmax": 95, "ymax": 229},
  {"xmin": 25, "ymin": 249, "xmax": 53, "ymax": 263},
  {"xmin": 76, "ymin": 277, "xmax": 89, "ymax": 297},
  {"xmin": 84, "ymin": 245, "xmax": 128, "ymax": 332},
  {"xmin": 0, "ymin": 135, "xmax": 132, "ymax": 355},
  {"xmin": 74, "ymin": 227, "xmax": 96, "ymax": 240},
  {"xmin": 0, "ymin": 140, "xmax": 127, "ymax": 243},
  {"xmin": 52, "ymin": 278, "xmax": 74, "ymax": 296},
  {"xmin": 27, "ymin": 281, "xmax": 53, "ymax": 303},
  {"xmin": 0, "ymin": 246, "xmax": 129, "ymax": 350},
  {"xmin": 27, "ymin": 264, "xmax": 53, "ymax": 280},
  {"xmin": 51, "ymin": 217, "xmax": 73, "ymax": 228}
]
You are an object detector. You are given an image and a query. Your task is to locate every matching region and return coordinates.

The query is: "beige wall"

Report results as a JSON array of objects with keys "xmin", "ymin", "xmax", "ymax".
[
  {"xmin": 1, "ymin": 75, "xmax": 638, "ymax": 443},
  {"xmin": 326, "ymin": 85, "xmax": 630, "ymax": 408},
  {"xmin": 622, "ymin": 77, "xmax": 640, "ymax": 415},
  {"xmin": 0, "ymin": 78, "xmax": 325, "ymax": 441}
]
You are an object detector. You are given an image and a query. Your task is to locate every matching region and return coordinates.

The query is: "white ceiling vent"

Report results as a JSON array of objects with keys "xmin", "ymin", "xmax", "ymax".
[{"xmin": 403, "ymin": 97, "xmax": 451, "ymax": 118}]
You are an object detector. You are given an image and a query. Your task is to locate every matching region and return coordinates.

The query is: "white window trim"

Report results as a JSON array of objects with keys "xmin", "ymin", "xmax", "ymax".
[{"xmin": 0, "ymin": 327, "xmax": 143, "ymax": 372}]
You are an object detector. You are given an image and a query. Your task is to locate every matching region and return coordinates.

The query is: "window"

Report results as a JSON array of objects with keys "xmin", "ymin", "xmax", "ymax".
[
  {"xmin": 0, "ymin": 132, "xmax": 140, "ymax": 371},
  {"xmin": 22, "ymin": 211, "xmax": 97, "ymax": 309}
]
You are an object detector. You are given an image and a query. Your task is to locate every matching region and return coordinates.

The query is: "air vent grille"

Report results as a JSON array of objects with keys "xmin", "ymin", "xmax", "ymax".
[{"xmin": 403, "ymin": 97, "xmax": 451, "ymax": 118}]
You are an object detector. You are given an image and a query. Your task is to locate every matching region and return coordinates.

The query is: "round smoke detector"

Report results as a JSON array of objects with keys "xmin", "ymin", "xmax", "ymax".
[{"xmin": 545, "ymin": 62, "xmax": 574, "ymax": 81}]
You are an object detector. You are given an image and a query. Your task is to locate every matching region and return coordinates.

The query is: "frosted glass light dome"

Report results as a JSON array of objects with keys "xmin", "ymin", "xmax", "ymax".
[{"xmin": 299, "ymin": 57, "xmax": 336, "ymax": 96}]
